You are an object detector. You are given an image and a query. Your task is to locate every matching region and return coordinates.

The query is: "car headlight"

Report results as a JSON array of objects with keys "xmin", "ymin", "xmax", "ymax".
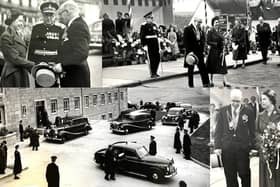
[
  {"xmin": 162, "ymin": 116, "xmax": 167, "ymax": 120},
  {"xmin": 175, "ymin": 117, "xmax": 179, "ymax": 121},
  {"xmin": 166, "ymin": 166, "xmax": 170, "ymax": 172}
]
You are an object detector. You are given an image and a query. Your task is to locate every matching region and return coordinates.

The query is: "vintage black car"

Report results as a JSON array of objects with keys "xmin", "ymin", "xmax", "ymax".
[
  {"xmin": 110, "ymin": 110, "xmax": 154, "ymax": 134},
  {"xmin": 94, "ymin": 141, "xmax": 177, "ymax": 182},
  {"xmin": 161, "ymin": 107, "xmax": 187, "ymax": 126},
  {"xmin": 44, "ymin": 116, "xmax": 92, "ymax": 143}
]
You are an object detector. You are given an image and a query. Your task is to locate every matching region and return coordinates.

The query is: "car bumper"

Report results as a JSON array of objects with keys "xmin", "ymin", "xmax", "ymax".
[
  {"xmin": 89, "ymin": 43, "xmax": 102, "ymax": 49},
  {"xmin": 162, "ymin": 120, "xmax": 178, "ymax": 125},
  {"xmin": 45, "ymin": 136, "xmax": 62, "ymax": 141},
  {"xmin": 111, "ymin": 128, "xmax": 125, "ymax": 133},
  {"xmin": 164, "ymin": 169, "xmax": 177, "ymax": 178}
]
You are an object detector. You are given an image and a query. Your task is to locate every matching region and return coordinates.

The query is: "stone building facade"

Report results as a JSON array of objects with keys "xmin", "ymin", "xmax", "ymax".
[{"xmin": 0, "ymin": 88, "xmax": 128, "ymax": 132}]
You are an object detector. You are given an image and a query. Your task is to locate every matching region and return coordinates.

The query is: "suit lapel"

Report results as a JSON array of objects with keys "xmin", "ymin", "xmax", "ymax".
[
  {"xmin": 225, "ymin": 105, "xmax": 232, "ymax": 129},
  {"xmin": 236, "ymin": 104, "xmax": 245, "ymax": 130}
]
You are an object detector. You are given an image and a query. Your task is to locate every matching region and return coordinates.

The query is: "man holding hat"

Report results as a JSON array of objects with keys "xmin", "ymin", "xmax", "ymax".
[
  {"xmin": 214, "ymin": 89, "xmax": 255, "ymax": 187},
  {"xmin": 140, "ymin": 12, "xmax": 161, "ymax": 78},
  {"xmin": 46, "ymin": 155, "xmax": 60, "ymax": 187},
  {"xmin": 28, "ymin": 0, "xmax": 64, "ymax": 87},
  {"xmin": 183, "ymin": 17, "xmax": 209, "ymax": 87}
]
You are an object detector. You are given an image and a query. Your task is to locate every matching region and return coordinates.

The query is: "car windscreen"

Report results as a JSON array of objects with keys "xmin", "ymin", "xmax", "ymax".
[
  {"xmin": 168, "ymin": 110, "xmax": 180, "ymax": 115},
  {"xmin": 136, "ymin": 146, "xmax": 149, "ymax": 158}
]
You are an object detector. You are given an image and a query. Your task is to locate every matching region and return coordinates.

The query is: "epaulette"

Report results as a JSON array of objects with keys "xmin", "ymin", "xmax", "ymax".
[{"xmin": 33, "ymin": 21, "xmax": 44, "ymax": 26}]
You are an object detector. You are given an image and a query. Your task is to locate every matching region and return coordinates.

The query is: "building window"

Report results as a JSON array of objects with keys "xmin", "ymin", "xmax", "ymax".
[
  {"xmin": 108, "ymin": 113, "xmax": 113, "ymax": 120},
  {"xmin": 63, "ymin": 98, "xmax": 70, "ymax": 112},
  {"xmin": 93, "ymin": 95, "xmax": 98, "ymax": 106},
  {"xmin": 145, "ymin": 0, "xmax": 149, "ymax": 6},
  {"xmin": 50, "ymin": 99, "xmax": 58, "ymax": 114},
  {"xmin": 108, "ymin": 93, "xmax": 112, "ymax": 104},
  {"xmin": 138, "ymin": 0, "xmax": 142, "ymax": 6},
  {"xmin": 167, "ymin": 0, "xmax": 170, "ymax": 5},
  {"xmin": 131, "ymin": 0, "xmax": 135, "ymax": 6},
  {"xmin": 74, "ymin": 97, "xmax": 80, "ymax": 110},
  {"xmin": 103, "ymin": 0, "xmax": 109, "ymax": 5},
  {"xmin": 122, "ymin": 0, "xmax": 127, "ymax": 5},
  {"xmin": 120, "ymin": 92, "xmax": 124, "ymax": 100},
  {"xmin": 101, "ymin": 94, "xmax": 105, "ymax": 105},
  {"xmin": 114, "ymin": 92, "xmax": 118, "ymax": 101},
  {"xmin": 21, "ymin": 105, "xmax": 27, "ymax": 117},
  {"xmin": 101, "ymin": 114, "xmax": 106, "ymax": 120},
  {"xmin": 163, "ymin": 0, "xmax": 166, "ymax": 6},
  {"xmin": 152, "ymin": 0, "xmax": 156, "ymax": 6},
  {"xmin": 159, "ymin": 0, "xmax": 162, "ymax": 6},
  {"xmin": 84, "ymin": 96, "xmax": 89, "ymax": 108},
  {"xmin": 114, "ymin": 0, "xmax": 118, "ymax": 5}
]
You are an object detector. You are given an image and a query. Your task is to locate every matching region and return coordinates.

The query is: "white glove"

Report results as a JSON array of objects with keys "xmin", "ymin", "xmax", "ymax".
[
  {"xmin": 214, "ymin": 149, "xmax": 222, "ymax": 155},
  {"xmin": 53, "ymin": 63, "xmax": 63, "ymax": 73}
]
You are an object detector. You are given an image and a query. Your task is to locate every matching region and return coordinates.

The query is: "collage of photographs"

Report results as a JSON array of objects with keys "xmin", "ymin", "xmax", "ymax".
[{"xmin": 0, "ymin": 0, "xmax": 279, "ymax": 187}]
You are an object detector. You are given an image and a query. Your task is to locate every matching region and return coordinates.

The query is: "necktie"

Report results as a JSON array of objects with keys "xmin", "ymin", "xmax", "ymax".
[{"xmin": 233, "ymin": 106, "xmax": 238, "ymax": 130}]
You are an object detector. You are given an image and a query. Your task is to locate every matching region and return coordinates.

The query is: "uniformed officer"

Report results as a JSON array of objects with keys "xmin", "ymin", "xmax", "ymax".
[
  {"xmin": 28, "ymin": 0, "xmax": 64, "ymax": 65},
  {"xmin": 140, "ymin": 12, "xmax": 160, "ymax": 78}
]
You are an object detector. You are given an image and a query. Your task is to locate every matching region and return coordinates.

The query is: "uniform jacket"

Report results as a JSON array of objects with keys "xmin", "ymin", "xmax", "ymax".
[
  {"xmin": 140, "ymin": 22, "xmax": 159, "ymax": 46},
  {"xmin": 149, "ymin": 140, "xmax": 157, "ymax": 155},
  {"xmin": 28, "ymin": 22, "xmax": 64, "ymax": 64},
  {"xmin": 13, "ymin": 150, "xmax": 22, "ymax": 175},
  {"xmin": 214, "ymin": 104, "xmax": 255, "ymax": 150},
  {"xmin": 0, "ymin": 27, "xmax": 34, "ymax": 87},
  {"xmin": 256, "ymin": 22, "xmax": 272, "ymax": 47},
  {"xmin": 58, "ymin": 17, "xmax": 90, "ymax": 87},
  {"xmin": 46, "ymin": 162, "xmax": 59, "ymax": 187},
  {"xmin": 183, "ymin": 24, "xmax": 205, "ymax": 57}
]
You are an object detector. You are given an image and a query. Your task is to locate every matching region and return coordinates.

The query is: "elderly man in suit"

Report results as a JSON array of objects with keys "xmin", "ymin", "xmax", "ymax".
[
  {"xmin": 57, "ymin": 0, "xmax": 90, "ymax": 87},
  {"xmin": 214, "ymin": 89, "xmax": 255, "ymax": 187},
  {"xmin": 256, "ymin": 16, "xmax": 271, "ymax": 64},
  {"xmin": 183, "ymin": 17, "xmax": 209, "ymax": 88}
]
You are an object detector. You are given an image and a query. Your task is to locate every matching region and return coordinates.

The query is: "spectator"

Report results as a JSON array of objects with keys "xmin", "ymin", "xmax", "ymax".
[
  {"xmin": 256, "ymin": 16, "xmax": 272, "ymax": 64},
  {"xmin": 174, "ymin": 127, "xmax": 182, "ymax": 153},
  {"xmin": 19, "ymin": 120, "xmax": 24, "ymax": 142},
  {"xmin": 0, "ymin": 141, "xmax": 7, "ymax": 174},
  {"xmin": 149, "ymin": 135, "xmax": 157, "ymax": 156},
  {"xmin": 31, "ymin": 129, "xmax": 40, "ymax": 151},
  {"xmin": 46, "ymin": 156, "xmax": 60, "ymax": 187},
  {"xmin": 13, "ymin": 145, "xmax": 22, "ymax": 179},
  {"xmin": 167, "ymin": 25, "xmax": 179, "ymax": 60},
  {"xmin": 115, "ymin": 11, "xmax": 124, "ymax": 36},
  {"xmin": 232, "ymin": 19, "xmax": 249, "ymax": 68},
  {"xmin": 183, "ymin": 129, "xmax": 192, "ymax": 160},
  {"xmin": 179, "ymin": 180, "xmax": 187, "ymax": 187},
  {"xmin": 276, "ymin": 18, "xmax": 280, "ymax": 58}
]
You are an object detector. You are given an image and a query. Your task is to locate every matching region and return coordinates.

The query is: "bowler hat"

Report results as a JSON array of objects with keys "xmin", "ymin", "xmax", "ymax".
[{"xmin": 31, "ymin": 62, "xmax": 56, "ymax": 87}]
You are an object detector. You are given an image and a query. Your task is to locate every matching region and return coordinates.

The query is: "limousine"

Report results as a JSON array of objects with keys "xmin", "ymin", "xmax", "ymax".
[{"xmin": 44, "ymin": 116, "xmax": 92, "ymax": 143}]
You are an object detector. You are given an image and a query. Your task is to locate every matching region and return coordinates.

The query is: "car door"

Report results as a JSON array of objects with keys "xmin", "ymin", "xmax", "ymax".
[{"xmin": 122, "ymin": 148, "xmax": 144, "ymax": 174}]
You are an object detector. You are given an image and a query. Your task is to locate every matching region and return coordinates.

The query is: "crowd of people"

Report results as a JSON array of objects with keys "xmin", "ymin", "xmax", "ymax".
[{"xmin": 0, "ymin": 0, "xmax": 91, "ymax": 88}]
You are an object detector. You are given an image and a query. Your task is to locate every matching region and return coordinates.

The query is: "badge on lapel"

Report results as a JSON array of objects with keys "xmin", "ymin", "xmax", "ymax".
[{"xmin": 242, "ymin": 114, "xmax": 248, "ymax": 123}]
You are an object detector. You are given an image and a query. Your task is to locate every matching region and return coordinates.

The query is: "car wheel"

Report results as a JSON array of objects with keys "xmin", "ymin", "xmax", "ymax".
[{"xmin": 149, "ymin": 170, "xmax": 162, "ymax": 183}]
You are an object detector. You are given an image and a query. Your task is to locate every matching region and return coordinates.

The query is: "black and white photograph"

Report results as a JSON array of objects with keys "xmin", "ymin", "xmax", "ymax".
[
  {"xmin": 0, "ymin": 0, "xmax": 102, "ymax": 88},
  {"xmin": 210, "ymin": 87, "xmax": 280, "ymax": 187},
  {"xmin": 0, "ymin": 87, "xmax": 210, "ymax": 187}
]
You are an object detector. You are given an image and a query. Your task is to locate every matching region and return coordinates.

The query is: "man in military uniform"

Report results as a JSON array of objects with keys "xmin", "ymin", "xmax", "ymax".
[
  {"xmin": 28, "ymin": 0, "xmax": 64, "ymax": 86},
  {"xmin": 140, "ymin": 12, "xmax": 160, "ymax": 78}
]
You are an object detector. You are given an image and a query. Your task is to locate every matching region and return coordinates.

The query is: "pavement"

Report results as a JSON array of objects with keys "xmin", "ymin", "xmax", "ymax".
[
  {"xmin": 102, "ymin": 52, "xmax": 263, "ymax": 87},
  {"xmin": 210, "ymin": 156, "xmax": 259, "ymax": 187}
]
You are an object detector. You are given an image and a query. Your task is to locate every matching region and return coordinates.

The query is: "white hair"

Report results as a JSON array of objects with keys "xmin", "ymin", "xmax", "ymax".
[
  {"xmin": 230, "ymin": 89, "xmax": 243, "ymax": 101},
  {"xmin": 59, "ymin": 0, "xmax": 80, "ymax": 17}
]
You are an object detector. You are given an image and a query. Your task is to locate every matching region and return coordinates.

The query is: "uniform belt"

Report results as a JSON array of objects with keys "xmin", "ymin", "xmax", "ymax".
[
  {"xmin": 145, "ymin": 35, "xmax": 157, "ymax": 39},
  {"xmin": 34, "ymin": 50, "xmax": 58, "ymax": 56}
]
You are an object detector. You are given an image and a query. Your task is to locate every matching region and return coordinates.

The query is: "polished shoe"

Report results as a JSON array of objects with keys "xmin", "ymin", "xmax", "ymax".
[
  {"xmin": 104, "ymin": 176, "xmax": 109, "ymax": 181},
  {"xmin": 210, "ymin": 83, "xmax": 214, "ymax": 87},
  {"xmin": 263, "ymin": 60, "xmax": 267, "ymax": 64},
  {"xmin": 223, "ymin": 82, "xmax": 231, "ymax": 87},
  {"xmin": 14, "ymin": 176, "xmax": 20, "ymax": 179},
  {"xmin": 110, "ymin": 177, "xmax": 116, "ymax": 180},
  {"xmin": 155, "ymin": 74, "xmax": 160, "ymax": 77}
]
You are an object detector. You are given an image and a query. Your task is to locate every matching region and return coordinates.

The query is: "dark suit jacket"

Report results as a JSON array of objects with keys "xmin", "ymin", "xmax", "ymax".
[
  {"xmin": 214, "ymin": 104, "xmax": 255, "ymax": 150},
  {"xmin": 58, "ymin": 17, "xmax": 90, "ymax": 87},
  {"xmin": 256, "ymin": 22, "xmax": 271, "ymax": 47},
  {"xmin": 183, "ymin": 24, "xmax": 205, "ymax": 58},
  {"xmin": 46, "ymin": 163, "xmax": 59, "ymax": 187},
  {"xmin": 0, "ymin": 27, "xmax": 34, "ymax": 87}
]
